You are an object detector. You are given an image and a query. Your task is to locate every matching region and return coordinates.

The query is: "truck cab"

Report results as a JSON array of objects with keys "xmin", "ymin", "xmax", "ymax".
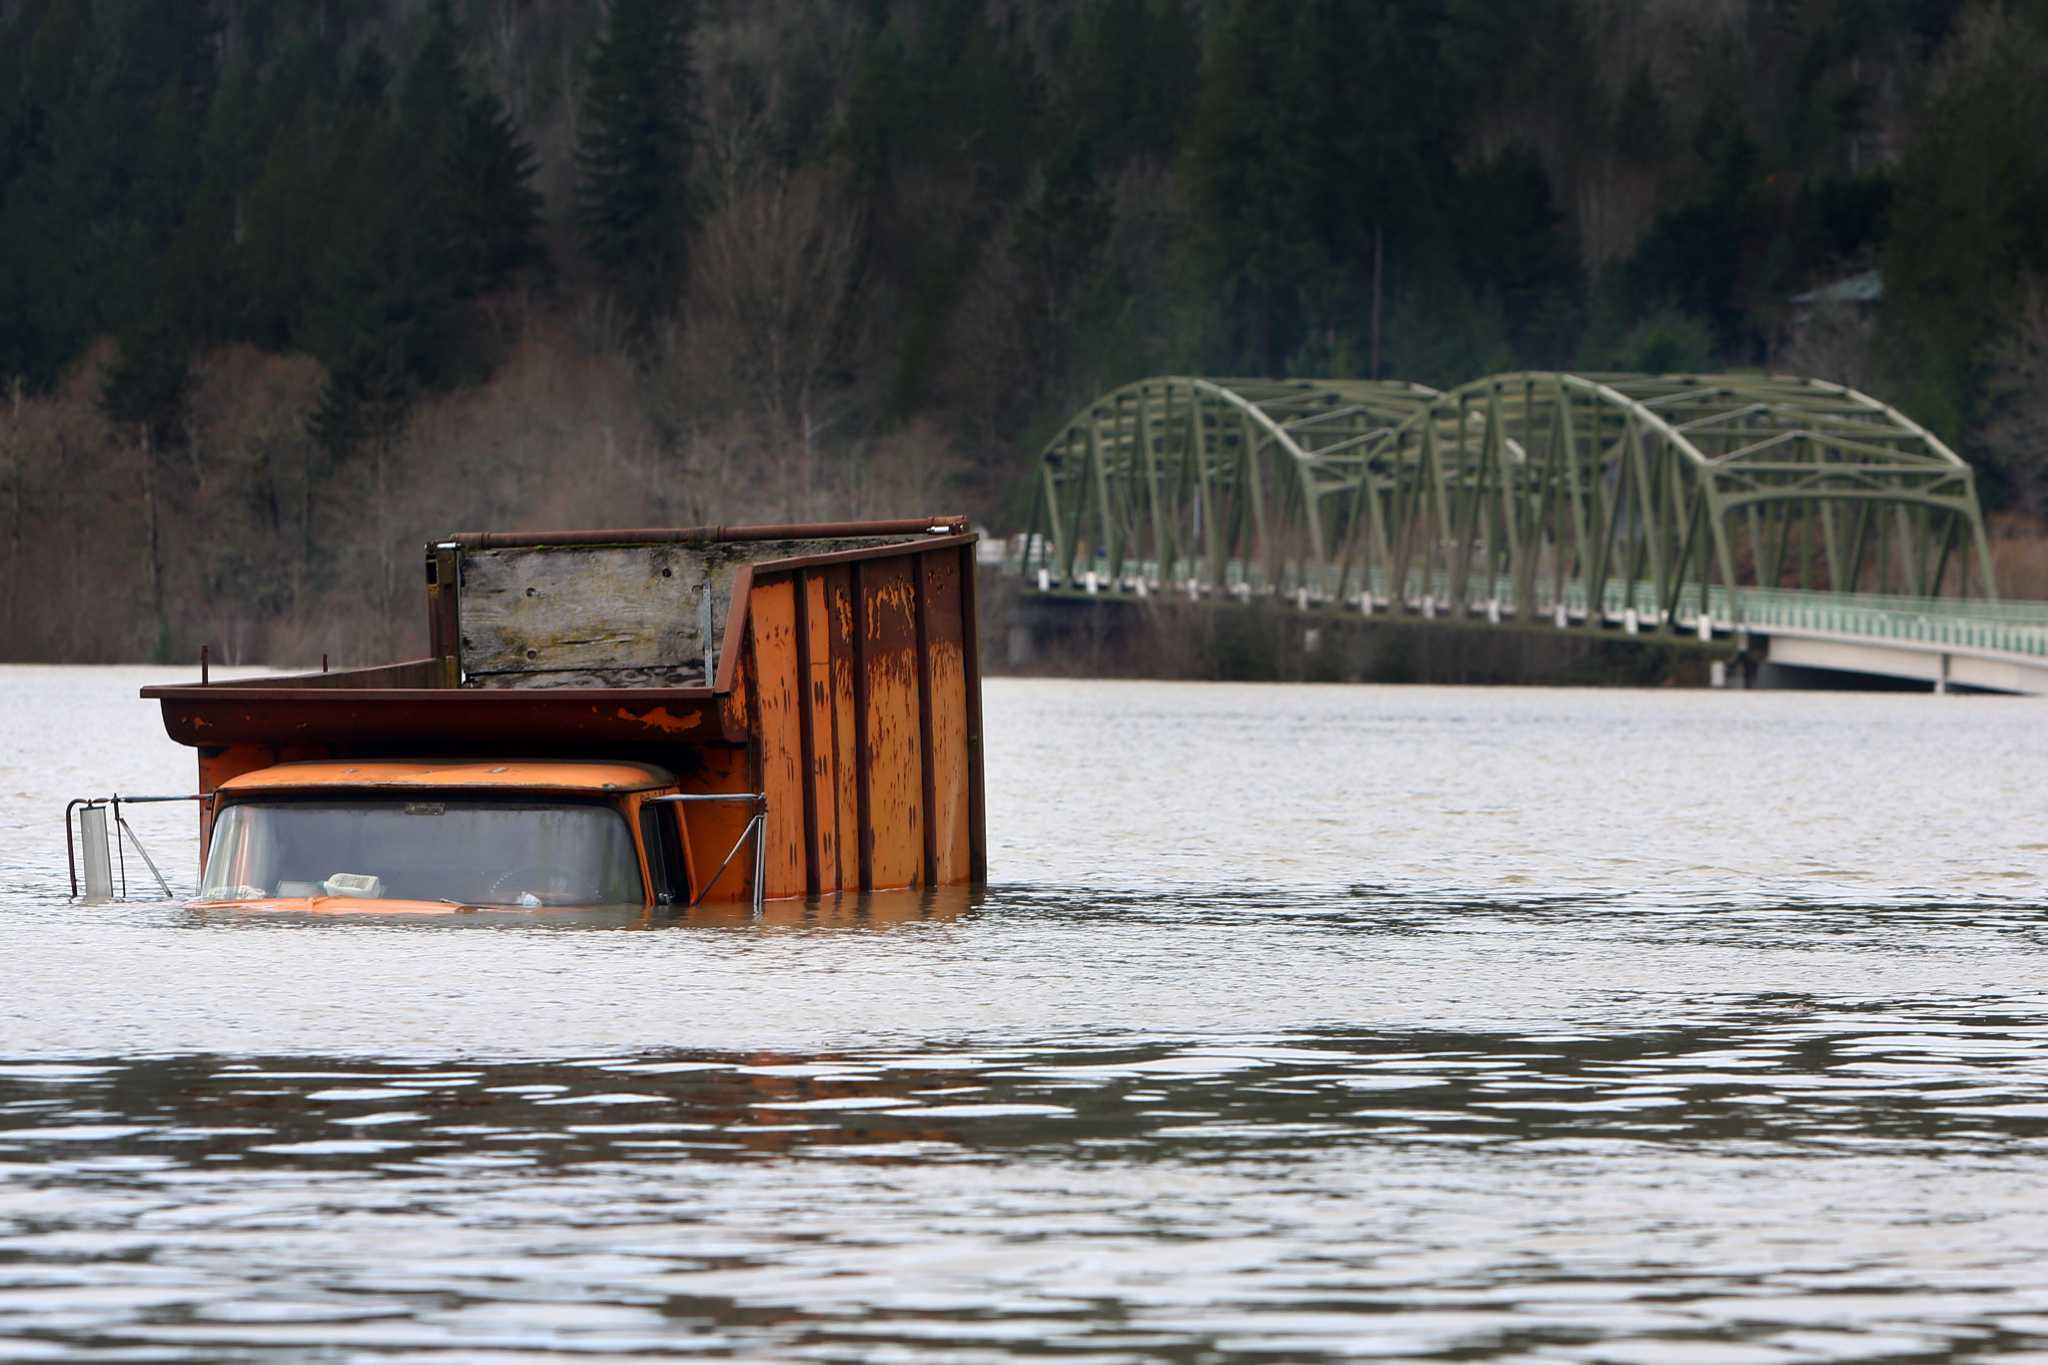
[{"xmin": 194, "ymin": 760, "xmax": 689, "ymax": 913}]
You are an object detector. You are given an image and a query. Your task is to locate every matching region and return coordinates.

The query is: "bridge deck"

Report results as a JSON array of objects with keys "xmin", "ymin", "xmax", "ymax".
[{"xmin": 1012, "ymin": 559, "xmax": 2048, "ymax": 694}]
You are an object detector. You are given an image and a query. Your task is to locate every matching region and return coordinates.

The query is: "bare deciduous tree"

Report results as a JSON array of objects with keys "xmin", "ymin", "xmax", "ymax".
[{"xmin": 679, "ymin": 164, "xmax": 867, "ymax": 507}]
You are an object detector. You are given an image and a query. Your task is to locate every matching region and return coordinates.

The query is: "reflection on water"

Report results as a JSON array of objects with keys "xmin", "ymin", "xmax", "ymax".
[
  {"xmin": 12, "ymin": 1015, "xmax": 2048, "ymax": 1362},
  {"xmin": 3, "ymin": 668, "xmax": 2048, "ymax": 1360}
]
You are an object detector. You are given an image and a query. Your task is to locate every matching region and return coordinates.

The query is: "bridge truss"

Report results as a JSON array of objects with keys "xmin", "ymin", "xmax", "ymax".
[{"xmin": 1018, "ymin": 372, "xmax": 1999, "ymax": 627}]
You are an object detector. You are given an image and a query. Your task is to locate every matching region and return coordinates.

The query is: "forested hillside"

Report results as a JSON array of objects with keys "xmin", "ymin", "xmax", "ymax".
[{"xmin": 3, "ymin": 0, "xmax": 2046, "ymax": 662}]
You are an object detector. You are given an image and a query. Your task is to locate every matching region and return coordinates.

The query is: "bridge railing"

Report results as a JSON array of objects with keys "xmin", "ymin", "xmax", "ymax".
[
  {"xmin": 1724, "ymin": 586, "xmax": 2048, "ymax": 659},
  {"xmin": 1014, "ymin": 544, "xmax": 2048, "ymax": 660}
]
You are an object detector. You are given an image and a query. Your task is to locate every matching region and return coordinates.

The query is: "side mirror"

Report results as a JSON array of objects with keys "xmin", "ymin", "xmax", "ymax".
[{"xmin": 77, "ymin": 804, "xmax": 113, "ymax": 900}]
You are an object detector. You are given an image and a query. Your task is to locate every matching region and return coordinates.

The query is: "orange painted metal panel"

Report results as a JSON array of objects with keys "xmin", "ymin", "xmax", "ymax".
[
  {"xmin": 679, "ymin": 744, "xmax": 754, "ymax": 903},
  {"xmin": 748, "ymin": 579, "xmax": 808, "ymax": 901},
  {"xmin": 919, "ymin": 551, "xmax": 973, "ymax": 885},
  {"xmin": 825, "ymin": 565, "xmax": 860, "ymax": 893},
  {"xmin": 859, "ymin": 556, "xmax": 924, "ymax": 890},
  {"xmin": 218, "ymin": 759, "xmax": 675, "ymax": 793}
]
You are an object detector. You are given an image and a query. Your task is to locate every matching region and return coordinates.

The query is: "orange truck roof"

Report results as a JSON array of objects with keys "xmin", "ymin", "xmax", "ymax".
[{"xmin": 217, "ymin": 759, "xmax": 676, "ymax": 794}]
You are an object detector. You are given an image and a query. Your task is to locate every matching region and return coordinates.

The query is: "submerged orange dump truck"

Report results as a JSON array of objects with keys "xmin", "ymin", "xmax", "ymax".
[{"xmin": 134, "ymin": 519, "xmax": 986, "ymax": 914}]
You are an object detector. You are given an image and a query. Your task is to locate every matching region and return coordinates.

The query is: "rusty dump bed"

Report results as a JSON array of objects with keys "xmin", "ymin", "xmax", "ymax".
[{"xmin": 142, "ymin": 518, "xmax": 986, "ymax": 900}]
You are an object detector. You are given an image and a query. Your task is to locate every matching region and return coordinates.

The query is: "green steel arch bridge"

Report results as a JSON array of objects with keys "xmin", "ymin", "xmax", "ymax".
[{"xmin": 1012, "ymin": 372, "xmax": 2048, "ymax": 693}]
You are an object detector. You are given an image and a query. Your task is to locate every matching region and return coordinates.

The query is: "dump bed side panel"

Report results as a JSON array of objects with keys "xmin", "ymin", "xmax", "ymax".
[{"xmin": 701, "ymin": 537, "xmax": 982, "ymax": 902}]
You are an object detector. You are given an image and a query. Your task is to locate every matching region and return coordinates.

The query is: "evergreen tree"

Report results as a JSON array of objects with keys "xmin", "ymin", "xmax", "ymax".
[
  {"xmin": 292, "ymin": 2, "xmax": 547, "ymax": 456},
  {"xmin": 575, "ymin": 0, "xmax": 694, "ymax": 319},
  {"xmin": 303, "ymin": 195, "xmax": 455, "ymax": 458},
  {"xmin": 300, "ymin": 41, "xmax": 450, "ymax": 454},
  {"xmin": 399, "ymin": 0, "xmax": 548, "ymax": 301},
  {"xmin": 443, "ymin": 90, "xmax": 548, "ymax": 298}
]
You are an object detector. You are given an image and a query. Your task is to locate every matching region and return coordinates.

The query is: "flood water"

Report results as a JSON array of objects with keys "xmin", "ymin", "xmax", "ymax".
[{"xmin": 5, "ymin": 665, "xmax": 2048, "ymax": 1362}]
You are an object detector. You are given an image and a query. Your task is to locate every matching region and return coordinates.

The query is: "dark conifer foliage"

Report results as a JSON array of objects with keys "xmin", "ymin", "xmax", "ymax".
[
  {"xmin": 574, "ymin": 0, "xmax": 694, "ymax": 322},
  {"xmin": 0, "ymin": 0, "xmax": 2043, "ymax": 521},
  {"xmin": 0, "ymin": 0, "xmax": 216, "ymax": 387},
  {"xmin": 444, "ymin": 92, "xmax": 548, "ymax": 298},
  {"xmin": 8, "ymin": 0, "xmax": 2048, "ymax": 663},
  {"xmin": 0, "ymin": 0, "xmax": 2014, "ymax": 421},
  {"xmin": 0, "ymin": 0, "xmax": 549, "ymax": 454}
]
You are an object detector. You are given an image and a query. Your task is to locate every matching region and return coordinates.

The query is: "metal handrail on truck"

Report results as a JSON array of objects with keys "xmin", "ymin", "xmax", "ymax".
[
  {"xmin": 645, "ymin": 793, "xmax": 768, "ymax": 915},
  {"xmin": 65, "ymin": 794, "xmax": 203, "ymax": 901}
]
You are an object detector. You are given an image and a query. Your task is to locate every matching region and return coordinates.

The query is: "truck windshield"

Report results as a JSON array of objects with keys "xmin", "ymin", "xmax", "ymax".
[{"xmin": 200, "ymin": 799, "xmax": 643, "ymax": 907}]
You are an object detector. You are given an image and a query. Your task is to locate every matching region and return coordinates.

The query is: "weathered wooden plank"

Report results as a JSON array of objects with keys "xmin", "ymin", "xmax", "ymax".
[
  {"xmin": 459, "ymin": 544, "xmax": 716, "ymax": 679},
  {"xmin": 860, "ymin": 556, "xmax": 924, "ymax": 890},
  {"xmin": 458, "ymin": 538, "xmax": 895, "ymax": 684},
  {"xmin": 749, "ymin": 579, "xmax": 807, "ymax": 901}
]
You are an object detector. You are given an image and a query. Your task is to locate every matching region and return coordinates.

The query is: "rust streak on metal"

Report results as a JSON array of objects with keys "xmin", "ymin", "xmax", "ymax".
[
  {"xmin": 913, "ymin": 549, "xmax": 940, "ymax": 887},
  {"xmin": 922, "ymin": 550, "xmax": 972, "ymax": 884},
  {"xmin": 959, "ymin": 543, "xmax": 988, "ymax": 880},
  {"xmin": 620, "ymin": 704, "xmax": 704, "ymax": 736},
  {"xmin": 793, "ymin": 571, "xmax": 827, "ymax": 898},
  {"xmin": 849, "ymin": 558, "xmax": 873, "ymax": 891},
  {"xmin": 860, "ymin": 556, "xmax": 924, "ymax": 891}
]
